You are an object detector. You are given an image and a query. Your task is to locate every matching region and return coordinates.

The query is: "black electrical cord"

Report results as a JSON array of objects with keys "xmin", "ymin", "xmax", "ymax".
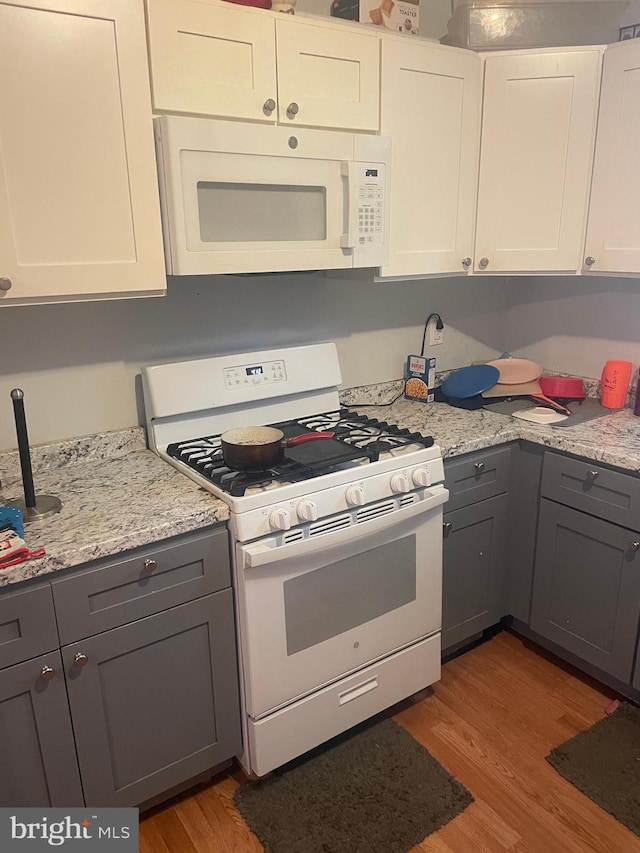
[
  {"xmin": 420, "ymin": 313, "xmax": 444, "ymax": 357},
  {"xmin": 347, "ymin": 312, "xmax": 445, "ymax": 407}
]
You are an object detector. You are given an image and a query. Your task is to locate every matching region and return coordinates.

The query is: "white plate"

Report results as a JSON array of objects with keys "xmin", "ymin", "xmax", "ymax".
[{"xmin": 511, "ymin": 406, "xmax": 569, "ymax": 424}]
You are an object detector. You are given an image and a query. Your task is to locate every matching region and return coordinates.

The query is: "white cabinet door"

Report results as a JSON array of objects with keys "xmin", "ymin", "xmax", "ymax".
[
  {"xmin": 275, "ymin": 17, "xmax": 379, "ymax": 132},
  {"xmin": 379, "ymin": 40, "xmax": 481, "ymax": 278},
  {"xmin": 584, "ymin": 40, "xmax": 640, "ymax": 276},
  {"xmin": 146, "ymin": 0, "xmax": 278, "ymax": 122},
  {"xmin": 474, "ymin": 48, "xmax": 602, "ymax": 275},
  {"xmin": 0, "ymin": 0, "xmax": 166, "ymax": 305},
  {"xmin": 145, "ymin": 0, "xmax": 379, "ymax": 132}
]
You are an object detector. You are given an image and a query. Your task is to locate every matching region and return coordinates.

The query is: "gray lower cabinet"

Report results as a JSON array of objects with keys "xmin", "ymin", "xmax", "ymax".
[
  {"xmin": 0, "ymin": 526, "xmax": 241, "ymax": 809},
  {"xmin": 531, "ymin": 498, "xmax": 640, "ymax": 682},
  {"xmin": 63, "ymin": 590, "xmax": 241, "ymax": 807},
  {"xmin": 0, "ymin": 582, "xmax": 83, "ymax": 807},
  {"xmin": 529, "ymin": 452, "xmax": 640, "ymax": 688},
  {"xmin": 442, "ymin": 446, "xmax": 512, "ymax": 652},
  {"xmin": 0, "ymin": 650, "xmax": 83, "ymax": 807},
  {"xmin": 442, "ymin": 493, "xmax": 509, "ymax": 651}
]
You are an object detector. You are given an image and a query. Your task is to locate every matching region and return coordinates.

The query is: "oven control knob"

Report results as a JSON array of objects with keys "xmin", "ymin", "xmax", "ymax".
[
  {"xmin": 345, "ymin": 485, "xmax": 365, "ymax": 506},
  {"xmin": 297, "ymin": 500, "xmax": 318, "ymax": 522},
  {"xmin": 390, "ymin": 473, "xmax": 410, "ymax": 493},
  {"xmin": 270, "ymin": 507, "xmax": 292, "ymax": 531},
  {"xmin": 412, "ymin": 468, "xmax": 431, "ymax": 487}
]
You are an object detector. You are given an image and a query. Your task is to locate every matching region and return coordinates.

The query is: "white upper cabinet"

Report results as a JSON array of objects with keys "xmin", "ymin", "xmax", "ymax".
[
  {"xmin": 145, "ymin": 0, "xmax": 380, "ymax": 132},
  {"xmin": 0, "ymin": 0, "xmax": 166, "ymax": 306},
  {"xmin": 584, "ymin": 39, "xmax": 640, "ymax": 276},
  {"xmin": 379, "ymin": 39, "xmax": 482, "ymax": 278},
  {"xmin": 474, "ymin": 48, "xmax": 603, "ymax": 275}
]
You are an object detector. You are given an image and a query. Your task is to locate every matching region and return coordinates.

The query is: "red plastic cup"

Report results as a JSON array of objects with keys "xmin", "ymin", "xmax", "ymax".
[{"xmin": 600, "ymin": 360, "xmax": 632, "ymax": 409}]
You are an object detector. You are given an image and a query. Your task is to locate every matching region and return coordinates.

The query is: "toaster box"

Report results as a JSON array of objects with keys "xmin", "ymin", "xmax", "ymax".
[
  {"xmin": 404, "ymin": 355, "xmax": 436, "ymax": 403},
  {"xmin": 331, "ymin": 0, "xmax": 419, "ymax": 36}
]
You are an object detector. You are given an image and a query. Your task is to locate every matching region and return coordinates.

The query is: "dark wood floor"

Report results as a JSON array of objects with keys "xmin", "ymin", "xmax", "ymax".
[{"xmin": 139, "ymin": 630, "xmax": 640, "ymax": 852}]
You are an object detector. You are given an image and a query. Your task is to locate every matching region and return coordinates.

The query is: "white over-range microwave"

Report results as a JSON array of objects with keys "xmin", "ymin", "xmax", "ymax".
[{"xmin": 153, "ymin": 115, "xmax": 391, "ymax": 276}]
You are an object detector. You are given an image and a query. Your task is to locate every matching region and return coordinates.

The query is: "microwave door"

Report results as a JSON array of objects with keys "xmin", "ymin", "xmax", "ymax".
[{"xmin": 173, "ymin": 152, "xmax": 352, "ymax": 275}]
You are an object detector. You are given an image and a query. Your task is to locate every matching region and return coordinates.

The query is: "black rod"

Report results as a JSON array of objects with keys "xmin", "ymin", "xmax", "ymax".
[{"xmin": 10, "ymin": 389, "xmax": 36, "ymax": 508}]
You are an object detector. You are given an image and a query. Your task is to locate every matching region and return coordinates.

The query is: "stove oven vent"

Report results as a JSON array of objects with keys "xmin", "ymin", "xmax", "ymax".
[
  {"xmin": 283, "ymin": 530, "xmax": 304, "ymax": 544},
  {"xmin": 309, "ymin": 515, "xmax": 351, "ymax": 537}
]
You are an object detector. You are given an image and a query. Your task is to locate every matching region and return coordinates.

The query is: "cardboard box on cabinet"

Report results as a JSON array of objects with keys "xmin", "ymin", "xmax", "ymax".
[{"xmin": 331, "ymin": 0, "xmax": 419, "ymax": 35}]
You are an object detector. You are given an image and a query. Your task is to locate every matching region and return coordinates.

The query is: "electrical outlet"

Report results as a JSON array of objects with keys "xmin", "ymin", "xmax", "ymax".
[{"xmin": 429, "ymin": 323, "xmax": 444, "ymax": 346}]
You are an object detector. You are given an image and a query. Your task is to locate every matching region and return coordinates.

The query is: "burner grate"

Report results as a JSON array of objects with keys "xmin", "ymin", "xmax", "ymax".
[{"xmin": 166, "ymin": 408, "xmax": 434, "ymax": 496}]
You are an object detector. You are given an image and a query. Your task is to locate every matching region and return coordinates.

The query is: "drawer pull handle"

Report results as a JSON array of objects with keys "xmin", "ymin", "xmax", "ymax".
[
  {"xmin": 474, "ymin": 462, "xmax": 485, "ymax": 473},
  {"xmin": 630, "ymin": 542, "xmax": 640, "ymax": 552},
  {"xmin": 338, "ymin": 676, "xmax": 378, "ymax": 706},
  {"xmin": 74, "ymin": 652, "xmax": 88, "ymax": 668},
  {"xmin": 586, "ymin": 470, "xmax": 599, "ymax": 480},
  {"xmin": 40, "ymin": 665, "xmax": 55, "ymax": 681},
  {"xmin": 143, "ymin": 559, "xmax": 158, "ymax": 573}
]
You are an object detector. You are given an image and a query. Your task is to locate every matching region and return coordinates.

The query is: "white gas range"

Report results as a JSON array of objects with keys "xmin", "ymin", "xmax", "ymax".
[{"xmin": 142, "ymin": 343, "xmax": 448, "ymax": 777}]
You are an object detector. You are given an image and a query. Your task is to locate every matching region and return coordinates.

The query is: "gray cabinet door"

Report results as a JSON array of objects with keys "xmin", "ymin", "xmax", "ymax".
[
  {"xmin": 63, "ymin": 591, "xmax": 241, "ymax": 807},
  {"xmin": 0, "ymin": 651, "xmax": 84, "ymax": 807},
  {"xmin": 506, "ymin": 442, "xmax": 544, "ymax": 624},
  {"xmin": 531, "ymin": 499, "xmax": 640, "ymax": 682},
  {"xmin": 442, "ymin": 493, "xmax": 508, "ymax": 652}
]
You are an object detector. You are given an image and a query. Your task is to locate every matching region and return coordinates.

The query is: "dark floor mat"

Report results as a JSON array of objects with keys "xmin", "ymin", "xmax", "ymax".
[
  {"xmin": 234, "ymin": 717, "xmax": 474, "ymax": 853},
  {"xmin": 547, "ymin": 702, "xmax": 640, "ymax": 836}
]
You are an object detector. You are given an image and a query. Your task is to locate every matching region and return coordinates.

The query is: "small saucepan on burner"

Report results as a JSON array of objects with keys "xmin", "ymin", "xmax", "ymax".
[{"xmin": 221, "ymin": 426, "xmax": 335, "ymax": 471}]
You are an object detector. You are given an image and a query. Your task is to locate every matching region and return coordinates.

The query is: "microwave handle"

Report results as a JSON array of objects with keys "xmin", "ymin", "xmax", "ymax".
[{"xmin": 339, "ymin": 161, "xmax": 359, "ymax": 251}]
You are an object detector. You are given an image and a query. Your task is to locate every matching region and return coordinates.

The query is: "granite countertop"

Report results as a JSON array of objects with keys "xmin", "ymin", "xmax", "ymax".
[
  {"xmin": 348, "ymin": 397, "xmax": 640, "ymax": 472},
  {"xmin": 0, "ymin": 428, "xmax": 229, "ymax": 588},
  {"xmin": 1, "ymin": 397, "xmax": 639, "ymax": 590}
]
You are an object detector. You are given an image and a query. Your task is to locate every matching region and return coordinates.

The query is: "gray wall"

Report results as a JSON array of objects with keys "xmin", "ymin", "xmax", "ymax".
[{"xmin": 0, "ymin": 272, "xmax": 508, "ymax": 449}]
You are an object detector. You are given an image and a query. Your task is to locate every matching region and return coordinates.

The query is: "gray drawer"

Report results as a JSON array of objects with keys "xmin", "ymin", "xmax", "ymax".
[
  {"xmin": 0, "ymin": 583, "xmax": 59, "ymax": 669},
  {"xmin": 444, "ymin": 446, "xmax": 512, "ymax": 513},
  {"xmin": 541, "ymin": 452, "xmax": 640, "ymax": 531},
  {"xmin": 52, "ymin": 527, "xmax": 230, "ymax": 644}
]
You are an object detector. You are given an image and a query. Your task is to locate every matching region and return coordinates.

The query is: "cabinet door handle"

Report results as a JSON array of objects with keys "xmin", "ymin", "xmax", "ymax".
[
  {"xmin": 630, "ymin": 542, "xmax": 640, "ymax": 552},
  {"xmin": 40, "ymin": 665, "xmax": 55, "ymax": 681},
  {"xmin": 263, "ymin": 98, "xmax": 276, "ymax": 115},
  {"xmin": 0, "ymin": 277, "xmax": 12, "ymax": 292},
  {"xmin": 586, "ymin": 470, "xmax": 599, "ymax": 480},
  {"xmin": 74, "ymin": 652, "xmax": 88, "ymax": 668},
  {"xmin": 462, "ymin": 257, "xmax": 472, "ymax": 268},
  {"xmin": 478, "ymin": 257, "xmax": 489, "ymax": 269},
  {"xmin": 584, "ymin": 256, "xmax": 596, "ymax": 267},
  {"xmin": 143, "ymin": 559, "xmax": 158, "ymax": 573},
  {"xmin": 474, "ymin": 462, "xmax": 485, "ymax": 473},
  {"xmin": 286, "ymin": 102, "xmax": 299, "ymax": 120},
  {"xmin": 443, "ymin": 521, "xmax": 452, "ymax": 536}
]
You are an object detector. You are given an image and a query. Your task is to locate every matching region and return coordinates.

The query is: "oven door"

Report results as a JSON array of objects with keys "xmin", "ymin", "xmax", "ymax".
[{"xmin": 235, "ymin": 489, "xmax": 446, "ymax": 720}]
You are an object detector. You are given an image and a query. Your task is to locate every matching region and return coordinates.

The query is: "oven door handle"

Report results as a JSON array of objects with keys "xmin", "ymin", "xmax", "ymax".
[{"xmin": 243, "ymin": 487, "xmax": 448, "ymax": 569}]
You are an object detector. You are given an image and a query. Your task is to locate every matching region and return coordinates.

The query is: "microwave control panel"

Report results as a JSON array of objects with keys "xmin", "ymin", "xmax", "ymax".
[{"xmin": 357, "ymin": 165, "xmax": 385, "ymax": 248}]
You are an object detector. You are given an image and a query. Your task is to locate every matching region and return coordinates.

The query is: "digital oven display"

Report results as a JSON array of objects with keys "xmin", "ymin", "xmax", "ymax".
[{"xmin": 245, "ymin": 366, "xmax": 264, "ymax": 376}]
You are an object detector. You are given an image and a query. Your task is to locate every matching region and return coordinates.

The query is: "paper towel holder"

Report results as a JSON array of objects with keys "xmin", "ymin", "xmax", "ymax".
[{"xmin": 7, "ymin": 389, "xmax": 62, "ymax": 522}]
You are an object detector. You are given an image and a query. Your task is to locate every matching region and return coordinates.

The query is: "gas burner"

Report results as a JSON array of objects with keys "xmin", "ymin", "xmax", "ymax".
[{"xmin": 165, "ymin": 408, "xmax": 434, "ymax": 496}]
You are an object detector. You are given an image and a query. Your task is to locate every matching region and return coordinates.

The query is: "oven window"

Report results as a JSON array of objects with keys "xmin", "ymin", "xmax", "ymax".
[
  {"xmin": 197, "ymin": 182, "xmax": 327, "ymax": 242},
  {"xmin": 283, "ymin": 536, "xmax": 417, "ymax": 656}
]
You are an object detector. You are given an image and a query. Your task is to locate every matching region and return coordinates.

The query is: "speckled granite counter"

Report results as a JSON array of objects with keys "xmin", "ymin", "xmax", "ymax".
[
  {"xmin": 347, "ymin": 396, "xmax": 640, "ymax": 473},
  {"xmin": 0, "ymin": 428, "xmax": 229, "ymax": 588},
  {"xmin": 1, "ymin": 399, "xmax": 639, "ymax": 590}
]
